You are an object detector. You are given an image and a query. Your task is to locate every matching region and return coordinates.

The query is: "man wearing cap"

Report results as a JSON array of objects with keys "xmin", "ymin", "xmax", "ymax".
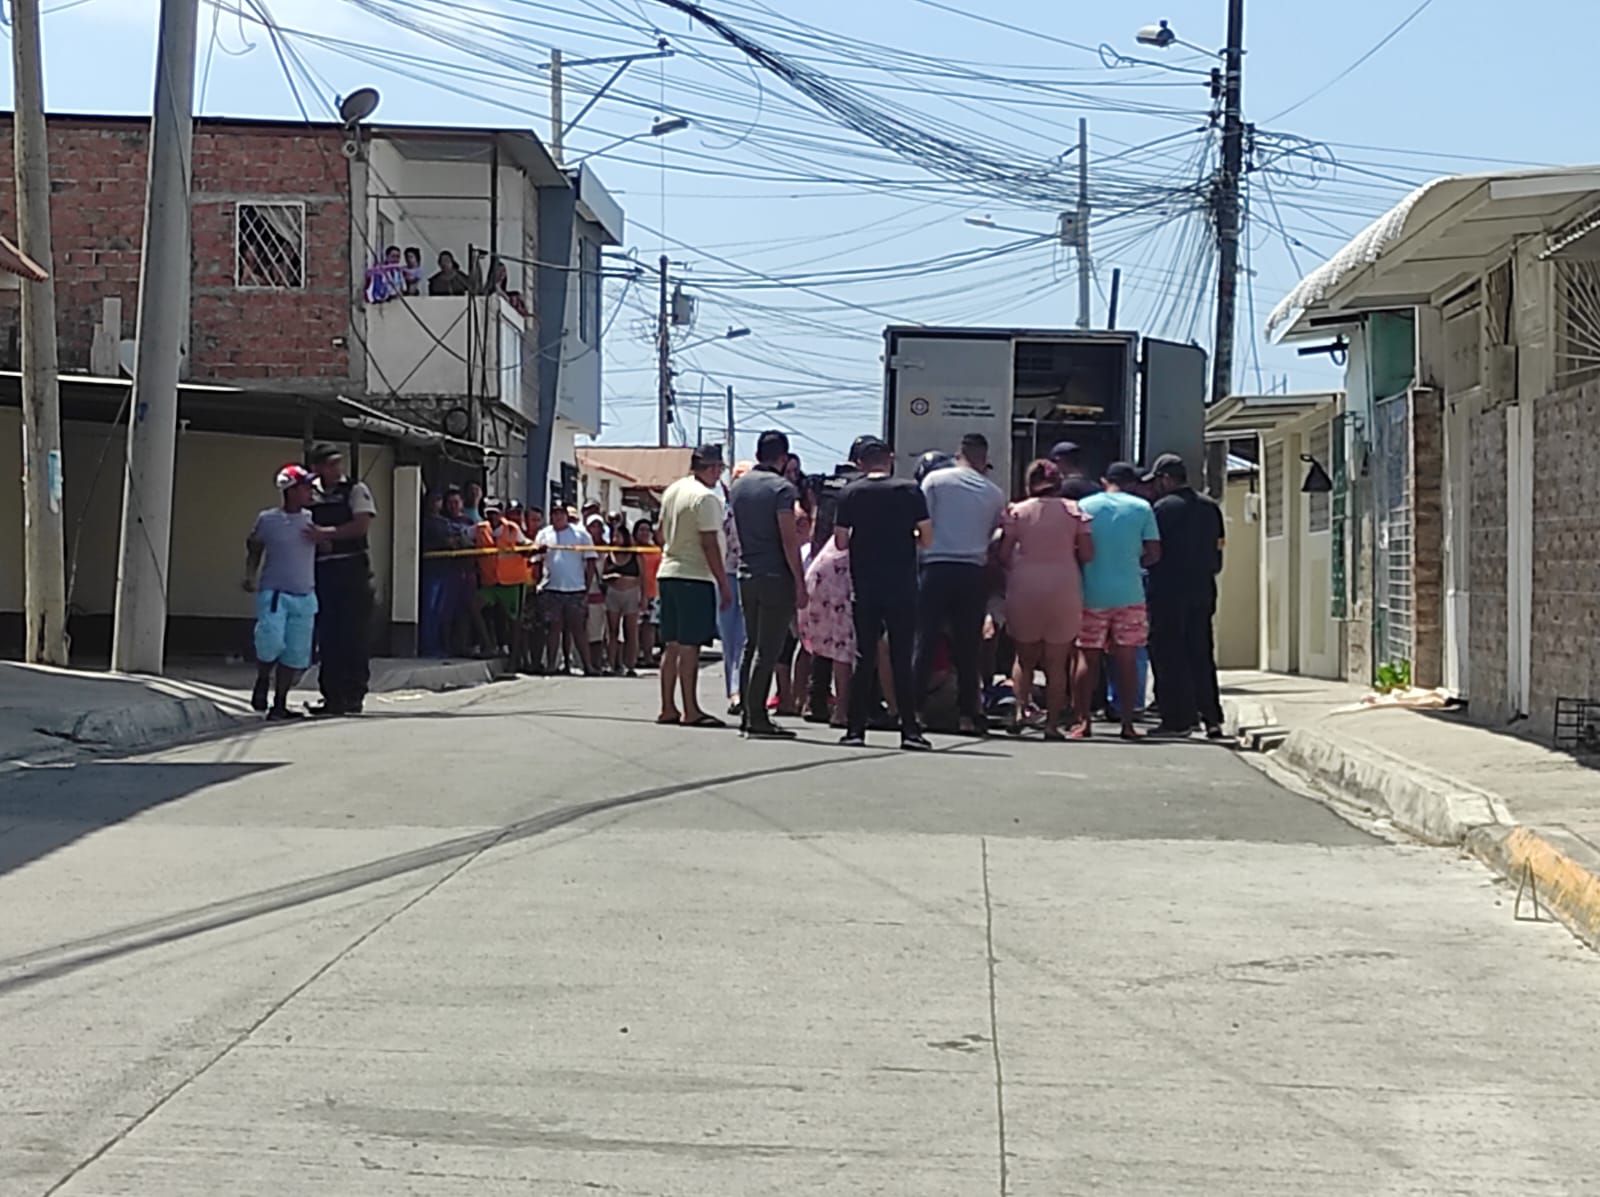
[
  {"xmin": 1050, "ymin": 442, "xmax": 1102, "ymax": 501},
  {"xmin": 307, "ymin": 444, "xmax": 379, "ymax": 716},
  {"xmin": 1145, "ymin": 453, "xmax": 1227, "ymax": 738},
  {"xmin": 1075, "ymin": 462, "xmax": 1161, "ymax": 740},
  {"xmin": 655, "ymin": 445, "xmax": 733, "ymax": 728},
  {"xmin": 243, "ymin": 465, "xmax": 321, "ymax": 720}
]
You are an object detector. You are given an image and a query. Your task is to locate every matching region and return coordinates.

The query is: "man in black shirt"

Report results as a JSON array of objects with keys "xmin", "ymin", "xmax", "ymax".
[
  {"xmin": 1144, "ymin": 453, "xmax": 1226, "ymax": 738},
  {"xmin": 834, "ymin": 438, "xmax": 933, "ymax": 750},
  {"xmin": 1050, "ymin": 441, "xmax": 1102, "ymax": 501}
]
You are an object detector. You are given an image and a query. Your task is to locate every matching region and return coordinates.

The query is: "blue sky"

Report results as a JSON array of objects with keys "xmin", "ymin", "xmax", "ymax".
[{"xmin": 10, "ymin": 0, "xmax": 1582, "ymax": 462}]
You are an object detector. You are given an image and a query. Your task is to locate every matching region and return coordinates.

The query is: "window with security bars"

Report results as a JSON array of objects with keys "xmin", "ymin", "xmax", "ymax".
[
  {"xmin": 1307, "ymin": 422, "xmax": 1331, "ymax": 533},
  {"xmin": 1264, "ymin": 441, "xmax": 1286, "ymax": 538},
  {"xmin": 236, "ymin": 202, "xmax": 305, "ymax": 289},
  {"xmin": 1555, "ymin": 258, "xmax": 1600, "ymax": 389}
]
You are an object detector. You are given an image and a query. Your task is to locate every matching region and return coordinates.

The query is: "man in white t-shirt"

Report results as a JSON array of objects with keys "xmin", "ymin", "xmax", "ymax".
[
  {"xmin": 534, "ymin": 505, "xmax": 599, "ymax": 675},
  {"xmin": 655, "ymin": 445, "xmax": 732, "ymax": 728}
]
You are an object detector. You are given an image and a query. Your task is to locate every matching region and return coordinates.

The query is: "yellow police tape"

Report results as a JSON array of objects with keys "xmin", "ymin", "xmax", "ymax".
[{"xmin": 421, "ymin": 543, "xmax": 662, "ymax": 560}]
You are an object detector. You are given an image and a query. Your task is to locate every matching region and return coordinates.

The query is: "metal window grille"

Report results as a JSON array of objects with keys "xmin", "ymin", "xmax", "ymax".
[
  {"xmin": 1307, "ymin": 422, "xmax": 1331, "ymax": 534},
  {"xmin": 1555, "ymin": 258, "xmax": 1600, "ymax": 389},
  {"xmin": 1372, "ymin": 394, "xmax": 1414, "ymax": 670},
  {"xmin": 1264, "ymin": 441, "xmax": 1286, "ymax": 538},
  {"xmin": 236, "ymin": 201, "xmax": 305, "ymax": 290}
]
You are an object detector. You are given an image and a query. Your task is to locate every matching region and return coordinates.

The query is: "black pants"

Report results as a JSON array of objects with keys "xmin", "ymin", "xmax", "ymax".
[
  {"xmin": 1148, "ymin": 597, "xmax": 1223, "ymax": 731},
  {"xmin": 849, "ymin": 589, "xmax": 917, "ymax": 738},
  {"xmin": 912, "ymin": 562, "xmax": 986, "ymax": 723},
  {"xmin": 315, "ymin": 557, "xmax": 373, "ymax": 711},
  {"xmin": 738, "ymin": 574, "xmax": 796, "ymax": 730}
]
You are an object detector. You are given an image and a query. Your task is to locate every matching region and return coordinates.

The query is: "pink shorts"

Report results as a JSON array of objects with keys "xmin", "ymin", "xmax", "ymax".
[{"xmin": 1078, "ymin": 604, "xmax": 1148, "ymax": 651}]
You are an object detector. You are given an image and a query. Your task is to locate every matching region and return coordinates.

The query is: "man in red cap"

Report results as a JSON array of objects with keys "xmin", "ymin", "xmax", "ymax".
[{"xmin": 243, "ymin": 464, "xmax": 322, "ymax": 720}]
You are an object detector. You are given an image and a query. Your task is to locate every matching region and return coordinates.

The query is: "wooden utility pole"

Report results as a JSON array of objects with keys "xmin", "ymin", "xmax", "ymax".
[
  {"xmin": 12, "ymin": 0, "xmax": 68, "ymax": 665},
  {"xmin": 111, "ymin": 0, "xmax": 199, "ymax": 674}
]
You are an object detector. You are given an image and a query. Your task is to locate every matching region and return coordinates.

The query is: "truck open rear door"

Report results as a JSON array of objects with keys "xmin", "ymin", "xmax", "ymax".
[
  {"xmin": 1139, "ymin": 337, "xmax": 1207, "ymax": 473},
  {"xmin": 885, "ymin": 331, "xmax": 1013, "ymax": 484}
]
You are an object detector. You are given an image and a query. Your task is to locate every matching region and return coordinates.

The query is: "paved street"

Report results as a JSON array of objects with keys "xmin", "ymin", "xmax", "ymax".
[{"xmin": 4, "ymin": 674, "xmax": 1600, "ymax": 1195}]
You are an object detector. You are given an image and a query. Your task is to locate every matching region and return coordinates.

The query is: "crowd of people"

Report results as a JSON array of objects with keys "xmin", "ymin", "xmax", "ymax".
[
  {"xmin": 241, "ymin": 428, "xmax": 1222, "ymax": 748},
  {"xmin": 418, "ymin": 484, "xmax": 666, "ymax": 680},
  {"xmin": 642, "ymin": 430, "xmax": 1226, "ymax": 750}
]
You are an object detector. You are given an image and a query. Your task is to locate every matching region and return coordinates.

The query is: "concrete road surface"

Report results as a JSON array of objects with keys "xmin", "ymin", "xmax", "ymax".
[{"xmin": 3, "ymin": 674, "xmax": 1599, "ymax": 1195}]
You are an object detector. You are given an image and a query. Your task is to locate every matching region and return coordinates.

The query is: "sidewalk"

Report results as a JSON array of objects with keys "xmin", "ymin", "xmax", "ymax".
[
  {"xmin": 0, "ymin": 655, "xmax": 505, "ymax": 767},
  {"xmin": 1223, "ymin": 669, "xmax": 1600, "ymax": 949}
]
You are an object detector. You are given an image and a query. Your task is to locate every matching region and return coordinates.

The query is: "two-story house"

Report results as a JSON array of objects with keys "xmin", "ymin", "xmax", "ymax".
[{"xmin": 0, "ymin": 113, "xmax": 619, "ymax": 658}]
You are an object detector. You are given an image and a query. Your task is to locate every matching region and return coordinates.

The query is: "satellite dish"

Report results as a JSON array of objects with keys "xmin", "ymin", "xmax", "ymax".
[{"xmin": 338, "ymin": 87, "xmax": 381, "ymax": 127}]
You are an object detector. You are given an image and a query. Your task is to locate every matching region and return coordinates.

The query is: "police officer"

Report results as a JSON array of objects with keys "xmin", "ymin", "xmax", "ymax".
[{"xmin": 307, "ymin": 444, "xmax": 379, "ymax": 716}]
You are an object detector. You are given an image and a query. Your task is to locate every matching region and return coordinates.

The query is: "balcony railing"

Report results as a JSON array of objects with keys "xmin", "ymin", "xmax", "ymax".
[{"xmin": 364, "ymin": 294, "xmax": 535, "ymax": 422}]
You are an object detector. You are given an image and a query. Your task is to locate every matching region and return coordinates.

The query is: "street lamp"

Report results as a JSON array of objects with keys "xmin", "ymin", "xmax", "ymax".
[
  {"xmin": 1135, "ymin": 19, "xmax": 1217, "ymax": 56},
  {"xmin": 571, "ymin": 117, "xmax": 690, "ymax": 165},
  {"xmin": 676, "ymin": 326, "xmax": 751, "ymax": 354}
]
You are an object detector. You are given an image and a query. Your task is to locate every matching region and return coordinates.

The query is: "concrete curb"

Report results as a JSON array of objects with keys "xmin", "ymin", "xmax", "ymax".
[
  {"xmin": 4, "ymin": 658, "xmax": 506, "ymax": 772},
  {"xmin": 33, "ymin": 695, "xmax": 242, "ymax": 756},
  {"xmin": 1255, "ymin": 717, "xmax": 1600, "ymax": 951}
]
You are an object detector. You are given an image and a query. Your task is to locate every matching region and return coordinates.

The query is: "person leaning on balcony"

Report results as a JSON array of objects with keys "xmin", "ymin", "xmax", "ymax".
[{"xmin": 429, "ymin": 249, "xmax": 471, "ymax": 297}]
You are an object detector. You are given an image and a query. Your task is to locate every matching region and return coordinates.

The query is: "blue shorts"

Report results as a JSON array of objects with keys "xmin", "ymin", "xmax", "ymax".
[{"xmin": 255, "ymin": 589, "xmax": 319, "ymax": 669}]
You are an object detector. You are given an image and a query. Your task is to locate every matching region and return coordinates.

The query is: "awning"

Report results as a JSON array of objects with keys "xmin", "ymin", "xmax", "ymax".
[
  {"xmin": 1268, "ymin": 166, "xmax": 1600, "ymax": 341},
  {"xmin": 1205, "ymin": 392, "xmax": 1341, "ymax": 438}
]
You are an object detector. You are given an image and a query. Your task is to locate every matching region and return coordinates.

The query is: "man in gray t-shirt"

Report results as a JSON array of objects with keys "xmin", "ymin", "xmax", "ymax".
[
  {"xmin": 244, "ymin": 465, "xmax": 324, "ymax": 720},
  {"xmin": 914, "ymin": 432, "xmax": 1005, "ymax": 734},
  {"xmin": 728, "ymin": 430, "xmax": 809, "ymax": 737}
]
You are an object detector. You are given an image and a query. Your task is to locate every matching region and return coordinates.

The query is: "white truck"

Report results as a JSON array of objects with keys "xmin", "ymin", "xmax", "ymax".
[{"xmin": 882, "ymin": 326, "xmax": 1208, "ymax": 495}]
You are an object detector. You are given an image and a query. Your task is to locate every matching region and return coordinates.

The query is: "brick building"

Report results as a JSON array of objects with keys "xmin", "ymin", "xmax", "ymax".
[
  {"xmin": 0, "ymin": 112, "xmax": 621, "ymax": 658},
  {"xmin": 1270, "ymin": 166, "xmax": 1600, "ymax": 736}
]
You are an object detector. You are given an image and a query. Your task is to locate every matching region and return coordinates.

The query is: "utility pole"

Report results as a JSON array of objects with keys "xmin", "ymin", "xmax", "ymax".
[
  {"xmin": 725, "ymin": 384, "xmax": 735, "ymax": 462},
  {"xmin": 1211, "ymin": 0, "xmax": 1245, "ymax": 407},
  {"xmin": 549, "ymin": 49, "xmax": 563, "ymax": 166},
  {"xmin": 1075, "ymin": 117, "xmax": 1092, "ymax": 331},
  {"xmin": 656, "ymin": 254, "xmax": 672, "ymax": 447},
  {"xmin": 111, "ymin": 0, "xmax": 199, "ymax": 675},
  {"xmin": 12, "ymin": 0, "xmax": 67, "ymax": 664}
]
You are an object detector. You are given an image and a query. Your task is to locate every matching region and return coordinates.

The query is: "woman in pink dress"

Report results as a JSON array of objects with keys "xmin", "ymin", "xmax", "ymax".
[
  {"xmin": 999, "ymin": 459, "xmax": 1095, "ymax": 740},
  {"xmin": 799, "ymin": 533, "xmax": 855, "ymax": 728}
]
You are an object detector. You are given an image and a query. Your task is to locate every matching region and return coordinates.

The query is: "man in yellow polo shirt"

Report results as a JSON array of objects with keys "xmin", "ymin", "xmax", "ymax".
[{"xmin": 655, "ymin": 444, "xmax": 733, "ymax": 728}]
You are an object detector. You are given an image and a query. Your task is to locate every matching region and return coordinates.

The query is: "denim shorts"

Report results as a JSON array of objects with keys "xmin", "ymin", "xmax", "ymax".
[{"xmin": 254, "ymin": 589, "xmax": 319, "ymax": 669}]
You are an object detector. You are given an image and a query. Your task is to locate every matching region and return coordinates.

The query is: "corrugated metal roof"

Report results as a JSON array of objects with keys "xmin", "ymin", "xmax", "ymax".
[{"xmin": 1268, "ymin": 166, "xmax": 1600, "ymax": 341}]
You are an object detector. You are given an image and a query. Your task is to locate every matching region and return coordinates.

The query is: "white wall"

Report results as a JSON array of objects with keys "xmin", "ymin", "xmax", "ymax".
[{"xmin": 555, "ymin": 215, "xmax": 605, "ymax": 436}]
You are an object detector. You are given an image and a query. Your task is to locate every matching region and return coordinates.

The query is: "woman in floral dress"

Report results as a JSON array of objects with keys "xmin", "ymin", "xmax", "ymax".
[{"xmin": 799, "ymin": 531, "xmax": 854, "ymax": 729}]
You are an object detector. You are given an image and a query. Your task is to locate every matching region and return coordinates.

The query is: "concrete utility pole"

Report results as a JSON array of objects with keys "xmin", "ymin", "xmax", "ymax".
[
  {"xmin": 112, "ymin": 0, "xmax": 199, "ymax": 675},
  {"xmin": 1076, "ymin": 117, "xmax": 1092, "ymax": 331},
  {"xmin": 12, "ymin": 0, "xmax": 67, "ymax": 665},
  {"xmin": 725, "ymin": 384, "xmax": 735, "ymax": 462},
  {"xmin": 656, "ymin": 254, "xmax": 672, "ymax": 447},
  {"xmin": 1210, "ymin": 0, "xmax": 1246, "ymax": 406},
  {"xmin": 549, "ymin": 49, "xmax": 563, "ymax": 166}
]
